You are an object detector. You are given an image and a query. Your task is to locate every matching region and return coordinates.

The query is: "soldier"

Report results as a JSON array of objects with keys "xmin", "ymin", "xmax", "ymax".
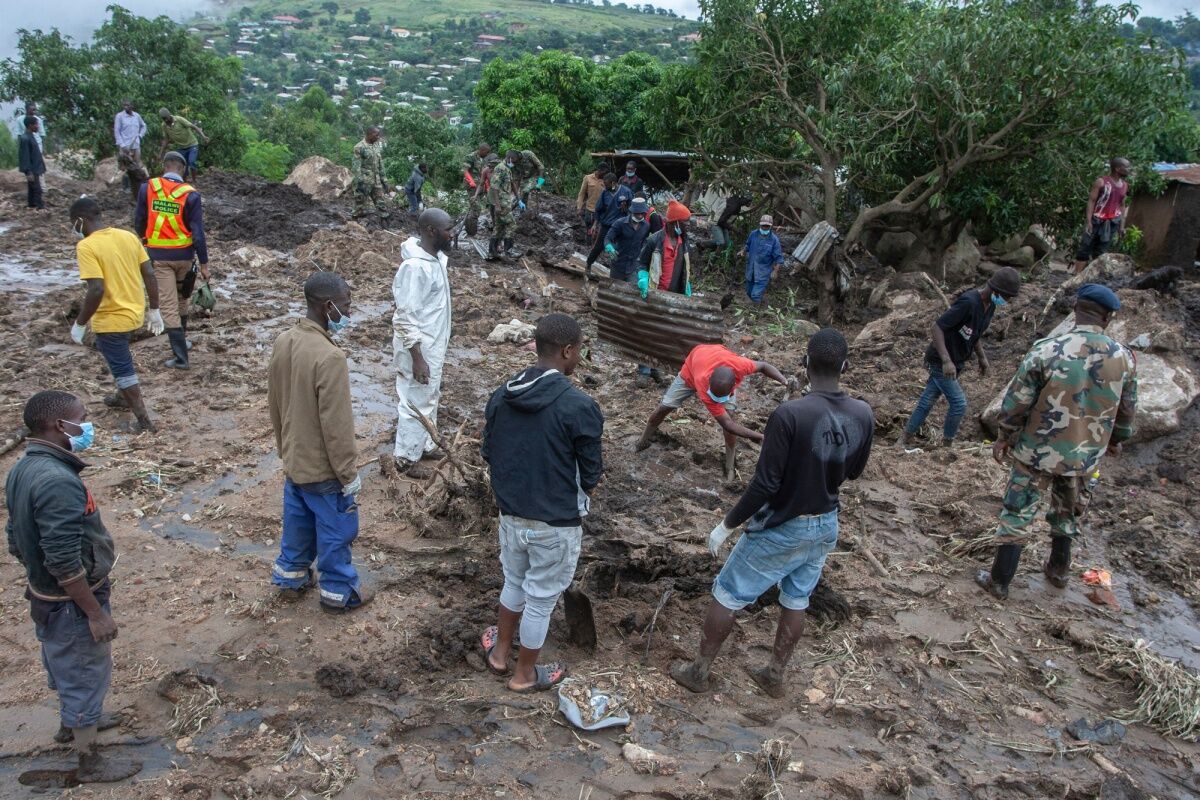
[
  {"xmin": 486, "ymin": 150, "xmax": 522, "ymax": 261},
  {"xmin": 462, "ymin": 142, "xmax": 492, "ymax": 233},
  {"xmin": 510, "ymin": 149, "xmax": 545, "ymax": 204},
  {"xmin": 351, "ymin": 126, "xmax": 390, "ymax": 223},
  {"xmin": 977, "ymin": 284, "xmax": 1137, "ymax": 600}
]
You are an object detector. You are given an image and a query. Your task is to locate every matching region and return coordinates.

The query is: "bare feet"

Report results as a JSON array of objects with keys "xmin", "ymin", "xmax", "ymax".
[
  {"xmin": 670, "ymin": 660, "xmax": 712, "ymax": 693},
  {"xmin": 748, "ymin": 665, "xmax": 786, "ymax": 699},
  {"xmin": 634, "ymin": 435, "xmax": 652, "ymax": 452}
]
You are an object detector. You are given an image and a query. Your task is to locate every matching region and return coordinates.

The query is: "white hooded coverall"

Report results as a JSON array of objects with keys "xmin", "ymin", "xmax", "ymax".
[{"xmin": 392, "ymin": 237, "xmax": 452, "ymax": 462}]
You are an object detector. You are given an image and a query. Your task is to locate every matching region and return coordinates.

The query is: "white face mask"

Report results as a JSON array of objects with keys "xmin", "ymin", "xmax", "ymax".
[{"xmin": 72, "ymin": 220, "xmax": 85, "ymax": 240}]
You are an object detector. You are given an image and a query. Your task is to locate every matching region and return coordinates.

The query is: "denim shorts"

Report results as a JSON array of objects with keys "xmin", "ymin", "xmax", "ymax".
[
  {"xmin": 660, "ymin": 374, "xmax": 738, "ymax": 412},
  {"xmin": 713, "ymin": 510, "xmax": 838, "ymax": 611},
  {"xmin": 498, "ymin": 514, "xmax": 582, "ymax": 609},
  {"xmin": 94, "ymin": 332, "xmax": 139, "ymax": 389},
  {"xmin": 31, "ymin": 583, "xmax": 113, "ymax": 729}
]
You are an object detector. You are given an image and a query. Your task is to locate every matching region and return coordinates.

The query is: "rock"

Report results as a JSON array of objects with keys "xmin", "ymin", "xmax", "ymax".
[
  {"xmin": 1048, "ymin": 260, "xmax": 1071, "ymax": 274},
  {"xmin": 981, "ymin": 290, "xmax": 1200, "ymax": 442},
  {"xmin": 283, "ymin": 156, "xmax": 352, "ymax": 201},
  {"xmin": 229, "ymin": 245, "xmax": 280, "ymax": 272},
  {"xmin": 486, "ymin": 319, "xmax": 535, "ymax": 345},
  {"xmin": 1022, "ymin": 224, "xmax": 1056, "ymax": 258},
  {"xmin": 853, "ymin": 305, "xmax": 931, "ymax": 347},
  {"xmin": 1061, "ymin": 252, "xmax": 1135, "ymax": 295},
  {"xmin": 866, "ymin": 271, "xmax": 948, "ymax": 311},
  {"xmin": 803, "ymin": 688, "xmax": 827, "ymax": 704},
  {"xmin": 987, "ymin": 231, "xmax": 1024, "ymax": 255},
  {"xmin": 94, "ymin": 157, "xmax": 122, "ymax": 186},
  {"xmin": 622, "ymin": 743, "xmax": 678, "ymax": 776},
  {"xmin": 1066, "ymin": 717, "xmax": 1126, "ymax": 745},
  {"xmin": 942, "ymin": 229, "xmax": 981, "ymax": 283},
  {"xmin": 794, "ymin": 318, "xmax": 822, "ymax": 338},
  {"xmin": 975, "ymin": 260, "xmax": 1002, "ymax": 277},
  {"xmin": 906, "ymin": 764, "xmax": 936, "ymax": 786},
  {"xmin": 995, "ymin": 245, "xmax": 1036, "ymax": 269},
  {"xmin": 868, "ymin": 231, "xmax": 916, "ymax": 267}
]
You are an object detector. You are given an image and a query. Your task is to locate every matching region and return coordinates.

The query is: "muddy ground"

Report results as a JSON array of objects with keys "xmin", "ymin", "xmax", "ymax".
[{"xmin": 0, "ymin": 169, "xmax": 1197, "ymax": 800}]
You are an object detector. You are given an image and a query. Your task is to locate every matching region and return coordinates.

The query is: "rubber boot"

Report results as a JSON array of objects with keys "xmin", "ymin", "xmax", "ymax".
[
  {"xmin": 487, "ymin": 237, "xmax": 501, "ymax": 261},
  {"xmin": 180, "ymin": 314, "xmax": 193, "ymax": 351},
  {"xmin": 976, "ymin": 544, "xmax": 1023, "ymax": 600},
  {"xmin": 505, "ymin": 238, "xmax": 523, "ymax": 259},
  {"xmin": 163, "ymin": 329, "xmax": 190, "ymax": 370},
  {"xmin": 1044, "ymin": 536, "xmax": 1072, "ymax": 588}
]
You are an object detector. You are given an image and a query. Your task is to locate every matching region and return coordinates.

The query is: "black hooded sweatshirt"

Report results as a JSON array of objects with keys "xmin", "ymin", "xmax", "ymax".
[{"xmin": 482, "ymin": 367, "xmax": 604, "ymax": 526}]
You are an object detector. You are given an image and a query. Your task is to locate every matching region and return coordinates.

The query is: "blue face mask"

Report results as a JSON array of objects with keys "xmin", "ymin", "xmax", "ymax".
[
  {"xmin": 673, "ymin": 224, "xmax": 682, "ymax": 236},
  {"xmin": 993, "ymin": 294, "xmax": 1008, "ymax": 307},
  {"xmin": 707, "ymin": 388, "xmax": 732, "ymax": 404},
  {"xmin": 61, "ymin": 420, "xmax": 95, "ymax": 452},
  {"xmin": 759, "ymin": 227, "xmax": 771, "ymax": 235},
  {"xmin": 327, "ymin": 302, "xmax": 351, "ymax": 334}
]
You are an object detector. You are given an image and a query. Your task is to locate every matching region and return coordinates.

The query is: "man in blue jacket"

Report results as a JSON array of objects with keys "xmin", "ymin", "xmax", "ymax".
[
  {"xmin": 480, "ymin": 314, "xmax": 604, "ymax": 692},
  {"xmin": 603, "ymin": 198, "xmax": 651, "ymax": 282},
  {"xmin": 584, "ymin": 173, "xmax": 632, "ymax": 277},
  {"xmin": 18, "ymin": 116, "xmax": 46, "ymax": 211},
  {"xmin": 739, "ymin": 214, "xmax": 785, "ymax": 303},
  {"xmin": 5, "ymin": 391, "xmax": 141, "ymax": 783}
]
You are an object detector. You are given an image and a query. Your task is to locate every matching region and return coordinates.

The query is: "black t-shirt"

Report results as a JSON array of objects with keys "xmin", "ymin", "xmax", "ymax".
[
  {"xmin": 726, "ymin": 391, "xmax": 875, "ymax": 530},
  {"xmin": 923, "ymin": 289, "xmax": 994, "ymax": 369}
]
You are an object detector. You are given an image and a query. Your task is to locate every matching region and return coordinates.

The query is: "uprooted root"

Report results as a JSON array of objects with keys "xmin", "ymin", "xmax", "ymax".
[
  {"xmin": 1098, "ymin": 636, "xmax": 1200, "ymax": 741},
  {"xmin": 739, "ymin": 737, "xmax": 794, "ymax": 800},
  {"xmin": 157, "ymin": 670, "xmax": 221, "ymax": 737}
]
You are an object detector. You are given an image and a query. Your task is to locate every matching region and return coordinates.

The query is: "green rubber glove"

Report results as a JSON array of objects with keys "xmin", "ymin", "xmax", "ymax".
[
  {"xmin": 605, "ymin": 243, "xmax": 617, "ymax": 255},
  {"xmin": 637, "ymin": 270, "xmax": 649, "ymax": 298},
  {"xmin": 685, "ymin": 281, "xmax": 692, "ymax": 297},
  {"xmin": 536, "ymin": 176, "xmax": 545, "ymax": 188}
]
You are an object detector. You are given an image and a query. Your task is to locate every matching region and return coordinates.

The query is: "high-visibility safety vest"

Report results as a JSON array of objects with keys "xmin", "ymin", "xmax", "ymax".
[{"xmin": 144, "ymin": 177, "xmax": 195, "ymax": 249}]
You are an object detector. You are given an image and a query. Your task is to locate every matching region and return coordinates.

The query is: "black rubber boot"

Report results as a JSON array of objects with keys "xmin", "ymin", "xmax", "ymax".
[
  {"xmin": 505, "ymin": 238, "xmax": 523, "ymax": 258},
  {"xmin": 163, "ymin": 329, "xmax": 190, "ymax": 369},
  {"xmin": 976, "ymin": 544, "xmax": 1023, "ymax": 600},
  {"xmin": 487, "ymin": 237, "xmax": 501, "ymax": 261},
  {"xmin": 1045, "ymin": 537, "xmax": 1072, "ymax": 588},
  {"xmin": 180, "ymin": 314, "xmax": 193, "ymax": 351}
]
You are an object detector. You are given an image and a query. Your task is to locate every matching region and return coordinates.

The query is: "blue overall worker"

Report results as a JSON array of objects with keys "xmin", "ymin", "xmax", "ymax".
[{"xmin": 739, "ymin": 214, "xmax": 784, "ymax": 303}]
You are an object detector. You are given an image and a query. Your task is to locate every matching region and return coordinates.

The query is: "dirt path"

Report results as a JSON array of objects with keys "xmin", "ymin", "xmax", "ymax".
[{"xmin": 0, "ymin": 174, "xmax": 1196, "ymax": 800}]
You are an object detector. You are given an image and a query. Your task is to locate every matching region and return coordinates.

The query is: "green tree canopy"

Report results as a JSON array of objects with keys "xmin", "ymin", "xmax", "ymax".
[
  {"xmin": 377, "ymin": 107, "xmax": 463, "ymax": 193},
  {"xmin": 256, "ymin": 86, "xmax": 348, "ymax": 168},
  {"xmin": 0, "ymin": 5, "xmax": 245, "ymax": 167}
]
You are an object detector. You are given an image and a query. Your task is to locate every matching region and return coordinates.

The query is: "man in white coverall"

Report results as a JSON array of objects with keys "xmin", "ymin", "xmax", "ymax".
[{"xmin": 393, "ymin": 207, "xmax": 455, "ymax": 476}]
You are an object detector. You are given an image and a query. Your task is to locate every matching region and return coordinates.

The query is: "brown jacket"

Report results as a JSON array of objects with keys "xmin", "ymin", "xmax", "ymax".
[
  {"xmin": 267, "ymin": 318, "xmax": 357, "ymax": 487},
  {"xmin": 576, "ymin": 173, "xmax": 605, "ymax": 213}
]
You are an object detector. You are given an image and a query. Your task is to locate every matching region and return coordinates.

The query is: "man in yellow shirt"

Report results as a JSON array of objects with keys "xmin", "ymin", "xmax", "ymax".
[{"xmin": 68, "ymin": 196, "xmax": 163, "ymax": 433}]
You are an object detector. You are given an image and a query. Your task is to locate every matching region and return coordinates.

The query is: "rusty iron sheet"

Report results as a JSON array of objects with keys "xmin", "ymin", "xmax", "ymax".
[{"xmin": 595, "ymin": 281, "xmax": 725, "ymax": 369}]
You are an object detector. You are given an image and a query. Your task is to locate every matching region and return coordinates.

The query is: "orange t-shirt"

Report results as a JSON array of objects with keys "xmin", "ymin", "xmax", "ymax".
[{"xmin": 679, "ymin": 344, "xmax": 758, "ymax": 418}]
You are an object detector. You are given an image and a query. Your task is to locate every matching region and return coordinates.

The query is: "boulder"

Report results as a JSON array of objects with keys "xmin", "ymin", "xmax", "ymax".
[
  {"xmin": 867, "ymin": 231, "xmax": 916, "ymax": 267},
  {"xmin": 995, "ymin": 245, "xmax": 1036, "ymax": 269},
  {"xmin": 94, "ymin": 157, "xmax": 122, "ymax": 186},
  {"xmin": 1038, "ymin": 253, "xmax": 1136, "ymax": 322},
  {"xmin": 987, "ymin": 232, "xmax": 1024, "ymax": 256},
  {"xmin": 487, "ymin": 319, "xmax": 536, "ymax": 345},
  {"xmin": 284, "ymin": 156, "xmax": 352, "ymax": 201},
  {"xmin": 794, "ymin": 318, "xmax": 822, "ymax": 338},
  {"xmin": 1023, "ymin": 224, "xmax": 1056, "ymax": 258},
  {"xmin": 981, "ymin": 289, "xmax": 1199, "ymax": 442},
  {"xmin": 853, "ymin": 301, "xmax": 940, "ymax": 347},
  {"xmin": 942, "ymin": 229, "xmax": 981, "ymax": 283},
  {"xmin": 228, "ymin": 245, "xmax": 280, "ymax": 272},
  {"xmin": 866, "ymin": 271, "xmax": 950, "ymax": 311}
]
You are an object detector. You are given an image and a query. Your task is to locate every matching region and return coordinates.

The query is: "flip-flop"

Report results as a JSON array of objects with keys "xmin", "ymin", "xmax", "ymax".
[
  {"xmin": 510, "ymin": 662, "xmax": 568, "ymax": 693},
  {"xmin": 480, "ymin": 626, "xmax": 510, "ymax": 676}
]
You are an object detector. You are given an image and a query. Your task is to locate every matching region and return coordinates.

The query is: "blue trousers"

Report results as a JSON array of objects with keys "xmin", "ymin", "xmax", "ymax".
[
  {"xmin": 745, "ymin": 261, "xmax": 773, "ymax": 303},
  {"xmin": 904, "ymin": 361, "xmax": 968, "ymax": 440},
  {"xmin": 273, "ymin": 479, "xmax": 360, "ymax": 607},
  {"xmin": 405, "ymin": 189, "xmax": 421, "ymax": 213},
  {"xmin": 32, "ymin": 585, "xmax": 112, "ymax": 729}
]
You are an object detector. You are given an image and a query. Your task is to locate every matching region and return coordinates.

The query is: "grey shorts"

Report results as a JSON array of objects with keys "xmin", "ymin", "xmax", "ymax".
[
  {"xmin": 31, "ymin": 585, "xmax": 113, "ymax": 729},
  {"xmin": 660, "ymin": 373, "xmax": 738, "ymax": 412},
  {"xmin": 498, "ymin": 515, "xmax": 582, "ymax": 609}
]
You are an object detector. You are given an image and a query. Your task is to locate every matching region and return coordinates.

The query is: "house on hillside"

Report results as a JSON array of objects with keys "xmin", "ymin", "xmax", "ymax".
[
  {"xmin": 282, "ymin": 52, "xmax": 298, "ymax": 61},
  {"xmin": 271, "ymin": 15, "xmax": 301, "ymax": 25},
  {"xmin": 677, "ymin": 32, "xmax": 701, "ymax": 42},
  {"xmin": 348, "ymin": 35, "xmax": 372, "ymax": 43},
  {"xmin": 391, "ymin": 28, "xmax": 411, "ymax": 38},
  {"xmin": 476, "ymin": 34, "xmax": 506, "ymax": 47},
  {"xmin": 1127, "ymin": 164, "xmax": 1200, "ymax": 268},
  {"xmin": 389, "ymin": 60, "xmax": 410, "ymax": 68},
  {"xmin": 460, "ymin": 56, "xmax": 481, "ymax": 64}
]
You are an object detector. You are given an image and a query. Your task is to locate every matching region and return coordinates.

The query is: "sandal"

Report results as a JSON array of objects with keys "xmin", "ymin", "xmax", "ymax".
[
  {"xmin": 510, "ymin": 662, "xmax": 568, "ymax": 693},
  {"xmin": 480, "ymin": 626, "xmax": 509, "ymax": 676}
]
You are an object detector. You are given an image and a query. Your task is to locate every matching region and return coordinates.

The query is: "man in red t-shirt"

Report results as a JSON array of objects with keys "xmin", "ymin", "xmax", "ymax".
[
  {"xmin": 1072, "ymin": 157, "xmax": 1131, "ymax": 274},
  {"xmin": 636, "ymin": 344, "xmax": 792, "ymax": 479}
]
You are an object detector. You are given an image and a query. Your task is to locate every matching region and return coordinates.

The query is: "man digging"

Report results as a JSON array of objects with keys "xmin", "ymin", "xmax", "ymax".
[
  {"xmin": 636, "ymin": 343, "xmax": 791, "ymax": 480},
  {"xmin": 671, "ymin": 330, "xmax": 874, "ymax": 697},
  {"xmin": 480, "ymin": 314, "xmax": 604, "ymax": 692}
]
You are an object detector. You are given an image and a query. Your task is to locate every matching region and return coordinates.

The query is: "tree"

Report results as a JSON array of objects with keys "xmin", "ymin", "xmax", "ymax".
[
  {"xmin": 322, "ymin": 1, "xmax": 339, "ymax": 20},
  {"xmin": 657, "ymin": 0, "xmax": 1194, "ymax": 320},
  {"xmin": 354, "ymin": 8, "xmax": 371, "ymax": 25},
  {"xmin": 378, "ymin": 108, "xmax": 463, "ymax": 192},
  {"xmin": 256, "ymin": 86, "xmax": 347, "ymax": 168},
  {"xmin": 594, "ymin": 52, "xmax": 676, "ymax": 149},
  {"xmin": 240, "ymin": 128, "xmax": 293, "ymax": 181},
  {"xmin": 0, "ymin": 6, "xmax": 245, "ymax": 167}
]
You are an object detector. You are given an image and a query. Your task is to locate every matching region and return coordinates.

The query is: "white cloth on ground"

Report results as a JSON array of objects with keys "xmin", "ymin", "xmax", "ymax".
[{"xmin": 392, "ymin": 237, "xmax": 452, "ymax": 461}]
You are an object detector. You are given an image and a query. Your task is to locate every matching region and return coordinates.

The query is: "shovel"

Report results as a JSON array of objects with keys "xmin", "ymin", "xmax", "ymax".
[{"xmin": 563, "ymin": 564, "xmax": 596, "ymax": 652}]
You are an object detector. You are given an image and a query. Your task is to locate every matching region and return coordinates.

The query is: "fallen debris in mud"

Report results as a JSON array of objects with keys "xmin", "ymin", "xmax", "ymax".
[
  {"xmin": 622, "ymin": 742, "xmax": 679, "ymax": 776},
  {"xmin": 157, "ymin": 670, "xmax": 221, "ymax": 737},
  {"xmin": 1099, "ymin": 636, "xmax": 1200, "ymax": 741}
]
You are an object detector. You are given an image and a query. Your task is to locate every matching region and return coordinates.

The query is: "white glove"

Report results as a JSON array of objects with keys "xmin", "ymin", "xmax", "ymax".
[
  {"xmin": 341, "ymin": 472, "xmax": 362, "ymax": 498},
  {"xmin": 708, "ymin": 521, "xmax": 734, "ymax": 557},
  {"xmin": 146, "ymin": 309, "xmax": 165, "ymax": 336},
  {"xmin": 70, "ymin": 322, "xmax": 88, "ymax": 345}
]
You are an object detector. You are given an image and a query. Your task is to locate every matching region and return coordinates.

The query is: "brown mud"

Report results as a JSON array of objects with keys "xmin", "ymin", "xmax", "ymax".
[{"xmin": 0, "ymin": 169, "xmax": 1197, "ymax": 799}]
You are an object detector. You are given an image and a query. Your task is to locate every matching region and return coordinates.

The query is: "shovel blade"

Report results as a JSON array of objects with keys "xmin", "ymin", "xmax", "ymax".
[{"xmin": 563, "ymin": 584, "xmax": 597, "ymax": 652}]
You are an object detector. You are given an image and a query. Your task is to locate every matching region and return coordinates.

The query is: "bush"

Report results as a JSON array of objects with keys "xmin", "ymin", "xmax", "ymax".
[
  {"xmin": 0, "ymin": 128, "xmax": 15, "ymax": 169},
  {"xmin": 241, "ymin": 139, "xmax": 293, "ymax": 182}
]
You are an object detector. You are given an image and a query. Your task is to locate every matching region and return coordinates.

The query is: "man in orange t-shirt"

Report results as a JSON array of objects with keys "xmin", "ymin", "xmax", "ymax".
[{"xmin": 636, "ymin": 344, "xmax": 792, "ymax": 479}]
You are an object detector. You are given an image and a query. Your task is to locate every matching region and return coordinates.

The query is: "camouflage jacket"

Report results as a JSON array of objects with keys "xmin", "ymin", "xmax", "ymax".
[
  {"xmin": 463, "ymin": 151, "xmax": 490, "ymax": 182},
  {"xmin": 352, "ymin": 139, "xmax": 385, "ymax": 187},
  {"xmin": 512, "ymin": 150, "xmax": 543, "ymax": 180},
  {"xmin": 487, "ymin": 159, "xmax": 516, "ymax": 205},
  {"xmin": 997, "ymin": 324, "xmax": 1137, "ymax": 476}
]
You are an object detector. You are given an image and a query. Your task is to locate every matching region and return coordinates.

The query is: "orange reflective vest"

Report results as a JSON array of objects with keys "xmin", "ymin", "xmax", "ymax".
[{"xmin": 143, "ymin": 177, "xmax": 195, "ymax": 249}]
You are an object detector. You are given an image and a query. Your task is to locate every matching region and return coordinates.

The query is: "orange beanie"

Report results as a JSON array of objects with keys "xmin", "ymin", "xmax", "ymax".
[{"xmin": 665, "ymin": 199, "xmax": 691, "ymax": 223}]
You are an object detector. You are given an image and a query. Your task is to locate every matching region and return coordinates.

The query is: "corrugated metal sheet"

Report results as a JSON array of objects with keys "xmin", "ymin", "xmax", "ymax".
[
  {"xmin": 589, "ymin": 149, "xmax": 694, "ymax": 161},
  {"xmin": 1158, "ymin": 164, "xmax": 1200, "ymax": 185},
  {"xmin": 595, "ymin": 281, "xmax": 724, "ymax": 368},
  {"xmin": 792, "ymin": 221, "xmax": 838, "ymax": 264}
]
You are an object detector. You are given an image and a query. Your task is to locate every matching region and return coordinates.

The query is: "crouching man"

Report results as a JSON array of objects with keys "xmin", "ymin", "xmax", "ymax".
[
  {"xmin": 480, "ymin": 314, "xmax": 604, "ymax": 692},
  {"xmin": 671, "ymin": 330, "xmax": 874, "ymax": 698}
]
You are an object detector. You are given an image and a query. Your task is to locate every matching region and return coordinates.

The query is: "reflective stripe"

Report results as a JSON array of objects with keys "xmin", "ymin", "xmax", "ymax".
[
  {"xmin": 320, "ymin": 588, "xmax": 346, "ymax": 603},
  {"xmin": 272, "ymin": 566, "xmax": 310, "ymax": 580},
  {"xmin": 144, "ymin": 177, "xmax": 194, "ymax": 249}
]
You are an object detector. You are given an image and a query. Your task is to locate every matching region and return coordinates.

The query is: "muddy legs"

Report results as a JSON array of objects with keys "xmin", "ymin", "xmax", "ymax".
[
  {"xmin": 118, "ymin": 386, "xmax": 156, "ymax": 432},
  {"xmin": 749, "ymin": 608, "xmax": 807, "ymax": 698},
  {"xmin": 635, "ymin": 405, "xmax": 672, "ymax": 451},
  {"xmin": 670, "ymin": 599, "xmax": 736, "ymax": 692}
]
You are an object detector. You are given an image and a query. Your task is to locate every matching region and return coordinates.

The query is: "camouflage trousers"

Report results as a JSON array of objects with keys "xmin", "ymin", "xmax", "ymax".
[
  {"xmin": 994, "ymin": 461, "xmax": 1091, "ymax": 544},
  {"xmin": 519, "ymin": 178, "xmax": 538, "ymax": 199},
  {"xmin": 493, "ymin": 205, "xmax": 515, "ymax": 241},
  {"xmin": 352, "ymin": 184, "xmax": 390, "ymax": 218}
]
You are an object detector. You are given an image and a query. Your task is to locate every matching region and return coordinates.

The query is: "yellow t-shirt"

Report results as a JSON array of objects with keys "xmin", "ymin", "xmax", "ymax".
[{"xmin": 77, "ymin": 228, "xmax": 149, "ymax": 334}]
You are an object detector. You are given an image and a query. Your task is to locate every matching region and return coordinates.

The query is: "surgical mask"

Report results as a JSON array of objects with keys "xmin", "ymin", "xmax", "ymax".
[
  {"xmin": 72, "ymin": 219, "xmax": 85, "ymax": 240},
  {"xmin": 707, "ymin": 388, "xmax": 732, "ymax": 404},
  {"xmin": 673, "ymin": 224, "xmax": 682, "ymax": 236},
  {"xmin": 327, "ymin": 302, "xmax": 351, "ymax": 334},
  {"xmin": 61, "ymin": 420, "xmax": 95, "ymax": 452},
  {"xmin": 631, "ymin": 215, "xmax": 645, "ymax": 224},
  {"xmin": 626, "ymin": 169, "xmax": 635, "ymax": 176},
  {"xmin": 993, "ymin": 294, "xmax": 1008, "ymax": 307},
  {"xmin": 760, "ymin": 227, "xmax": 771, "ymax": 235}
]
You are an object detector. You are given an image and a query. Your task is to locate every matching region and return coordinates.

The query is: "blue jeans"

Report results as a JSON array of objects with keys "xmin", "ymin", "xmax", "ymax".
[
  {"xmin": 713, "ymin": 510, "xmax": 838, "ymax": 611},
  {"xmin": 178, "ymin": 144, "xmax": 199, "ymax": 172},
  {"xmin": 405, "ymin": 188, "xmax": 421, "ymax": 213},
  {"xmin": 904, "ymin": 361, "xmax": 967, "ymax": 440},
  {"xmin": 273, "ymin": 480, "xmax": 361, "ymax": 607},
  {"xmin": 95, "ymin": 331, "xmax": 139, "ymax": 389},
  {"xmin": 32, "ymin": 584, "xmax": 113, "ymax": 729}
]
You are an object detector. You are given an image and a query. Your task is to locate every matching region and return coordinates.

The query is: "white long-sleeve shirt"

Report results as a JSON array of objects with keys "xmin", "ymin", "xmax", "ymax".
[{"xmin": 113, "ymin": 111, "xmax": 147, "ymax": 149}]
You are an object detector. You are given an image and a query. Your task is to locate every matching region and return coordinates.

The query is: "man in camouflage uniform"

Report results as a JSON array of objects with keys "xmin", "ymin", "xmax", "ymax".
[
  {"xmin": 462, "ymin": 143, "xmax": 492, "ymax": 219},
  {"xmin": 352, "ymin": 126, "xmax": 390, "ymax": 222},
  {"xmin": 510, "ymin": 149, "xmax": 545, "ymax": 204},
  {"xmin": 486, "ymin": 150, "xmax": 522, "ymax": 260},
  {"xmin": 977, "ymin": 284, "xmax": 1137, "ymax": 600}
]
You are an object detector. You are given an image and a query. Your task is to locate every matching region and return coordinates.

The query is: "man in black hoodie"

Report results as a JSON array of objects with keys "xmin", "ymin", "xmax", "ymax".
[{"xmin": 480, "ymin": 314, "xmax": 604, "ymax": 692}]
